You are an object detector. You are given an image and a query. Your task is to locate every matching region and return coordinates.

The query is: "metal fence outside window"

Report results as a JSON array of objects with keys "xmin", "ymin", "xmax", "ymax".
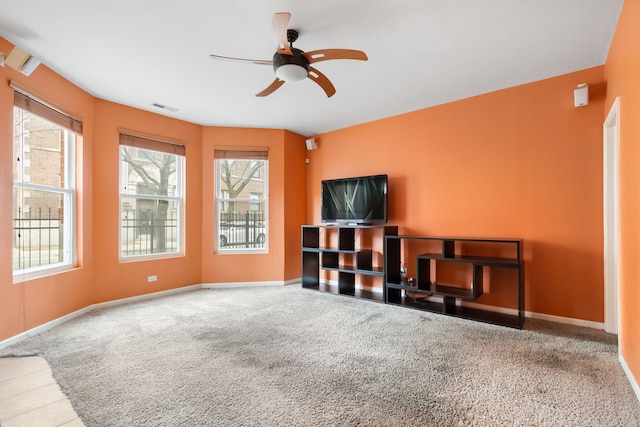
[
  {"xmin": 121, "ymin": 210, "xmax": 178, "ymax": 256},
  {"xmin": 219, "ymin": 211, "xmax": 266, "ymax": 249},
  {"xmin": 13, "ymin": 207, "xmax": 63, "ymax": 271},
  {"xmin": 14, "ymin": 208, "xmax": 263, "ymax": 267}
]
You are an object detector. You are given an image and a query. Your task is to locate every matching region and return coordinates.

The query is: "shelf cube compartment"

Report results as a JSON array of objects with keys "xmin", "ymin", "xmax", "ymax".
[
  {"xmin": 322, "ymin": 251, "xmax": 340, "ymax": 269},
  {"xmin": 356, "ymin": 249, "xmax": 373, "ymax": 271},
  {"xmin": 384, "ymin": 237, "xmax": 402, "ymax": 284},
  {"xmin": 471, "ymin": 264, "xmax": 484, "ymax": 299},
  {"xmin": 416, "ymin": 257, "xmax": 432, "ymax": 291},
  {"xmin": 442, "ymin": 239, "xmax": 455, "ymax": 258},
  {"xmin": 339, "ymin": 228, "xmax": 355, "ymax": 251},
  {"xmin": 385, "ymin": 286, "xmax": 402, "ymax": 304},
  {"xmin": 429, "ymin": 259, "xmax": 482, "ymax": 301},
  {"xmin": 302, "ymin": 227, "xmax": 320, "ymax": 248},
  {"xmin": 302, "ymin": 252, "xmax": 320, "ymax": 288},
  {"xmin": 338, "ymin": 272, "xmax": 356, "ymax": 295},
  {"xmin": 443, "ymin": 296, "xmax": 457, "ymax": 314}
]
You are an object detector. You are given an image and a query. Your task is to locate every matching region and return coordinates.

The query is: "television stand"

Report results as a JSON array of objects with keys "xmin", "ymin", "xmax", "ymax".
[{"xmin": 301, "ymin": 228, "xmax": 524, "ymax": 329}]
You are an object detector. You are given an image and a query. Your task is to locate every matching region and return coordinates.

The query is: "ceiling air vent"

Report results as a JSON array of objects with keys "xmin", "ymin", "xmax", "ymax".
[{"xmin": 152, "ymin": 102, "xmax": 178, "ymax": 112}]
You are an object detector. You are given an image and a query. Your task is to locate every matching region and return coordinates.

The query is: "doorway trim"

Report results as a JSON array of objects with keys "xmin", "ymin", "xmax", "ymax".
[{"xmin": 603, "ymin": 97, "xmax": 620, "ymax": 335}]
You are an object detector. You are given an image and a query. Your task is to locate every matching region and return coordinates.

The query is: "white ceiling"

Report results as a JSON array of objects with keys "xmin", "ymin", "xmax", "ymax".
[{"xmin": 0, "ymin": 0, "xmax": 623, "ymax": 136}]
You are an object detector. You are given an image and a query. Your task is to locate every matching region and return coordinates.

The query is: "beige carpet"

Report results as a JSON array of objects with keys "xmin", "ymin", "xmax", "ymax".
[{"xmin": 1, "ymin": 285, "xmax": 638, "ymax": 426}]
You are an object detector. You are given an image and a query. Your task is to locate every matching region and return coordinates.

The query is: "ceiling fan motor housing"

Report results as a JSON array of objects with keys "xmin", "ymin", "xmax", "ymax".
[{"xmin": 273, "ymin": 48, "xmax": 310, "ymax": 81}]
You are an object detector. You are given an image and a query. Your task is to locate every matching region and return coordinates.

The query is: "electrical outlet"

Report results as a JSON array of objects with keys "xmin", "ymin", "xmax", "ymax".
[{"xmin": 148, "ymin": 275, "xmax": 157, "ymax": 282}]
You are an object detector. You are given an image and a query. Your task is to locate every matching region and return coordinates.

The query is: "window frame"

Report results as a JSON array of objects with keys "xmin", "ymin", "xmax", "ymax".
[
  {"xmin": 214, "ymin": 149, "xmax": 269, "ymax": 254},
  {"xmin": 118, "ymin": 134, "xmax": 186, "ymax": 261},
  {"xmin": 249, "ymin": 192, "xmax": 262, "ymax": 212},
  {"xmin": 12, "ymin": 92, "xmax": 80, "ymax": 282}
]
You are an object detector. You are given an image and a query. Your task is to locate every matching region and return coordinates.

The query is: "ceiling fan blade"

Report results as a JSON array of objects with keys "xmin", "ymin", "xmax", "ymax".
[
  {"xmin": 256, "ymin": 78, "xmax": 285, "ymax": 97},
  {"xmin": 307, "ymin": 67, "xmax": 336, "ymax": 98},
  {"xmin": 272, "ymin": 12, "xmax": 292, "ymax": 55},
  {"xmin": 303, "ymin": 49, "xmax": 368, "ymax": 64},
  {"xmin": 209, "ymin": 54, "xmax": 273, "ymax": 66}
]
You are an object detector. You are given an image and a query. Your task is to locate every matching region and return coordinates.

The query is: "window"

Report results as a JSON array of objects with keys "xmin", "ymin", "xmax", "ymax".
[
  {"xmin": 215, "ymin": 148, "xmax": 268, "ymax": 252},
  {"xmin": 250, "ymin": 192, "xmax": 262, "ymax": 212},
  {"xmin": 12, "ymin": 88, "xmax": 81, "ymax": 281},
  {"xmin": 221, "ymin": 190, "xmax": 230, "ymax": 211},
  {"xmin": 119, "ymin": 133, "xmax": 185, "ymax": 259}
]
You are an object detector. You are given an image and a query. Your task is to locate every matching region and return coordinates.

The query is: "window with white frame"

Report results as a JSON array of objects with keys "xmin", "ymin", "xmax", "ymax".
[
  {"xmin": 12, "ymin": 88, "xmax": 81, "ymax": 281},
  {"xmin": 215, "ymin": 148, "xmax": 268, "ymax": 252},
  {"xmin": 119, "ymin": 133, "xmax": 185, "ymax": 259},
  {"xmin": 250, "ymin": 192, "xmax": 262, "ymax": 211}
]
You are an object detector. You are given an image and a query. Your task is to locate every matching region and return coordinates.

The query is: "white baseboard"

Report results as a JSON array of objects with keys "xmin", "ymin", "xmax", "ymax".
[
  {"xmin": 92, "ymin": 284, "xmax": 202, "ymax": 311},
  {"xmin": 458, "ymin": 300, "xmax": 605, "ymax": 330},
  {"xmin": 202, "ymin": 279, "xmax": 297, "ymax": 289},
  {"xmin": 0, "ymin": 306, "xmax": 93, "ymax": 351},
  {"xmin": 524, "ymin": 310, "xmax": 604, "ymax": 330},
  {"xmin": 620, "ymin": 353, "xmax": 640, "ymax": 403},
  {"xmin": 405, "ymin": 295, "xmax": 604, "ymax": 330}
]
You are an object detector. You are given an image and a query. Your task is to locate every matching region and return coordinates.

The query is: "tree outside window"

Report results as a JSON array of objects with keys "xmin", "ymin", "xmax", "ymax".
[{"xmin": 119, "ymin": 140, "xmax": 184, "ymax": 259}]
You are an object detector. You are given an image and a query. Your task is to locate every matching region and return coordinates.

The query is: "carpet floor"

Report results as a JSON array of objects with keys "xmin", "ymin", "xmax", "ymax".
[{"xmin": 1, "ymin": 285, "xmax": 638, "ymax": 426}]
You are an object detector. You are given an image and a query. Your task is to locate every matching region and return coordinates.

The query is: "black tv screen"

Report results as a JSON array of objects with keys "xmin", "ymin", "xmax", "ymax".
[{"xmin": 321, "ymin": 174, "xmax": 388, "ymax": 224}]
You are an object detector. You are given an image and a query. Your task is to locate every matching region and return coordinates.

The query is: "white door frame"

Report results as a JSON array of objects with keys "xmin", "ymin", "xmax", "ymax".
[{"xmin": 603, "ymin": 97, "xmax": 620, "ymax": 335}]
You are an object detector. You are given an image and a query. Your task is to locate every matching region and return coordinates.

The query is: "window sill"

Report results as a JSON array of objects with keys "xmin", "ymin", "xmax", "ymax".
[
  {"xmin": 216, "ymin": 248, "xmax": 268, "ymax": 255},
  {"xmin": 13, "ymin": 264, "xmax": 79, "ymax": 284},
  {"xmin": 119, "ymin": 252, "xmax": 185, "ymax": 263}
]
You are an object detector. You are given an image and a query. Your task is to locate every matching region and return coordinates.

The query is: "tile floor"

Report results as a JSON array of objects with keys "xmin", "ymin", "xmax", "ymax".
[{"xmin": 0, "ymin": 356, "xmax": 84, "ymax": 427}]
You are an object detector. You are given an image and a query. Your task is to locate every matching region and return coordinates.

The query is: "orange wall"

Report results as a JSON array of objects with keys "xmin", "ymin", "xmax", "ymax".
[
  {"xmin": 605, "ymin": 0, "xmax": 640, "ymax": 393},
  {"xmin": 200, "ymin": 127, "xmax": 307, "ymax": 284},
  {"xmin": 2, "ymin": 18, "xmax": 636, "ymax": 397},
  {"xmin": 0, "ymin": 37, "xmax": 307, "ymax": 343},
  {"xmin": 284, "ymin": 131, "xmax": 308, "ymax": 280},
  {"xmin": 307, "ymin": 66, "xmax": 606, "ymax": 322},
  {"xmin": 0, "ymin": 38, "xmax": 95, "ymax": 339},
  {"xmin": 91, "ymin": 100, "xmax": 204, "ymax": 303}
]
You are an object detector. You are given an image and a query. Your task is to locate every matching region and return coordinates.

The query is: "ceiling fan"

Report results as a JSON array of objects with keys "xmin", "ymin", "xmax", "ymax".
[{"xmin": 209, "ymin": 12, "xmax": 368, "ymax": 98}]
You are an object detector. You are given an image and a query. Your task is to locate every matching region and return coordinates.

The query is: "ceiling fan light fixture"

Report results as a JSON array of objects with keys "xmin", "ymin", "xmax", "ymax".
[
  {"xmin": 272, "ymin": 48, "xmax": 310, "ymax": 82},
  {"xmin": 275, "ymin": 63, "xmax": 308, "ymax": 81}
]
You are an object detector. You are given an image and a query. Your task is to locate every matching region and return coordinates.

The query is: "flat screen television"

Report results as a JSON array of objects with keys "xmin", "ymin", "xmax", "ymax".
[{"xmin": 321, "ymin": 174, "xmax": 388, "ymax": 224}]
